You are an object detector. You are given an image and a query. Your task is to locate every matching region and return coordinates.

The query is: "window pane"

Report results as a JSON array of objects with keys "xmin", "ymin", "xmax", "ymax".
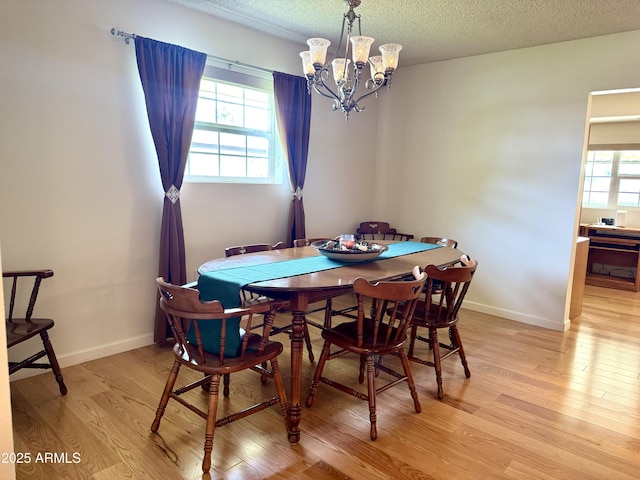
[
  {"xmin": 220, "ymin": 133, "xmax": 246, "ymax": 156},
  {"xmin": 217, "ymin": 101, "xmax": 243, "ymax": 127},
  {"xmin": 217, "ymin": 83, "xmax": 243, "ymax": 99},
  {"xmin": 618, "ymin": 193, "xmax": 640, "ymax": 207},
  {"xmin": 619, "ymin": 178, "xmax": 640, "ymax": 194},
  {"xmin": 191, "ymin": 129, "xmax": 219, "ymax": 150},
  {"xmin": 245, "ymin": 106, "xmax": 269, "ymax": 130},
  {"xmin": 619, "ymin": 150, "xmax": 640, "ymax": 175},
  {"xmin": 588, "ymin": 192, "xmax": 609, "ymax": 207},
  {"xmin": 220, "ymin": 155, "xmax": 246, "ymax": 176},
  {"xmin": 188, "ymin": 153, "xmax": 219, "ymax": 176},
  {"xmin": 583, "ymin": 150, "xmax": 613, "ymax": 207},
  {"xmin": 195, "ymin": 98, "xmax": 217, "ymax": 123},
  {"xmin": 247, "ymin": 136, "xmax": 268, "ymax": 158},
  {"xmin": 591, "ymin": 177, "xmax": 611, "ymax": 192},
  {"xmin": 247, "ymin": 157, "xmax": 269, "ymax": 178},
  {"xmin": 245, "ymin": 89, "xmax": 268, "ymax": 108}
]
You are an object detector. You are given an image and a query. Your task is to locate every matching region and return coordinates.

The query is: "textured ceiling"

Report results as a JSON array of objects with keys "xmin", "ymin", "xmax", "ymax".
[{"xmin": 161, "ymin": 0, "xmax": 640, "ymax": 66}]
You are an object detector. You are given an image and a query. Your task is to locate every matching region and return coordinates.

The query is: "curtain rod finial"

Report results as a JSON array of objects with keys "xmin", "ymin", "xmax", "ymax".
[{"xmin": 111, "ymin": 28, "xmax": 135, "ymax": 44}]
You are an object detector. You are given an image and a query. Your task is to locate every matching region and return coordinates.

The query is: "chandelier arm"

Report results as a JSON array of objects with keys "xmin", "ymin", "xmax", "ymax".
[
  {"xmin": 311, "ymin": 73, "xmax": 343, "ymax": 103},
  {"xmin": 311, "ymin": 82, "xmax": 341, "ymax": 102},
  {"xmin": 352, "ymin": 78, "xmax": 388, "ymax": 105}
]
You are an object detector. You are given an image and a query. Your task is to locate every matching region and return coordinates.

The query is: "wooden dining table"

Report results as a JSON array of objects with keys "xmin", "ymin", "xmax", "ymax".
[{"xmin": 197, "ymin": 242, "xmax": 465, "ymax": 444}]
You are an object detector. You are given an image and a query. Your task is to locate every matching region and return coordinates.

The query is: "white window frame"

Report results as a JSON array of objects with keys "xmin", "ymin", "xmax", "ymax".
[
  {"xmin": 583, "ymin": 148, "xmax": 640, "ymax": 209},
  {"xmin": 184, "ymin": 64, "xmax": 284, "ymax": 185}
]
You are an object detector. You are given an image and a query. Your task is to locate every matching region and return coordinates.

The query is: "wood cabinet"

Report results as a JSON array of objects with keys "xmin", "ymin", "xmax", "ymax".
[
  {"xmin": 579, "ymin": 224, "xmax": 640, "ymax": 291},
  {"xmin": 570, "ymin": 236, "xmax": 589, "ymax": 319}
]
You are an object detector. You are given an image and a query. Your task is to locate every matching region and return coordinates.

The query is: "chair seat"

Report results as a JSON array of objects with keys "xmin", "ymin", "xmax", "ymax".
[
  {"xmin": 411, "ymin": 302, "xmax": 459, "ymax": 328},
  {"xmin": 6, "ymin": 318, "xmax": 54, "ymax": 348},
  {"xmin": 323, "ymin": 321, "xmax": 407, "ymax": 354},
  {"xmin": 175, "ymin": 333, "xmax": 283, "ymax": 374}
]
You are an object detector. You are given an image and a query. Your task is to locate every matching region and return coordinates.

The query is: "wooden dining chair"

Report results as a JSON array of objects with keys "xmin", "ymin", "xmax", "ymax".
[
  {"xmin": 356, "ymin": 221, "xmax": 414, "ymax": 241},
  {"xmin": 293, "ymin": 237, "xmax": 331, "ymax": 247},
  {"xmin": 420, "ymin": 236, "xmax": 458, "ymax": 249},
  {"xmin": 224, "ymin": 242, "xmax": 285, "ymax": 257},
  {"xmin": 420, "ymin": 237, "xmax": 459, "ymax": 293},
  {"xmin": 407, "ymin": 255, "xmax": 478, "ymax": 399},
  {"xmin": 224, "ymin": 242, "xmax": 316, "ymax": 362},
  {"xmin": 4, "ymin": 269, "xmax": 67, "ymax": 395},
  {"xmin": 306, "ymin": 267, "xmax": 426, "ymax": 440},
  {"xmin": 153, "ymin": 278, "xmax": 290, "ymax": 474}
]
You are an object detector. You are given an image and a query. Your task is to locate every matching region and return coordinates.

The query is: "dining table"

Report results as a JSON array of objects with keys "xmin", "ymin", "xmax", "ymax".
[{"xmin": 197, "ymin": 241, "xmax": 465, "ymax": 444}]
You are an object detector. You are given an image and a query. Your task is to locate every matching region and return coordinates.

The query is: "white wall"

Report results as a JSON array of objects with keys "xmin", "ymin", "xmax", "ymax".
[
  {"xmin": 0, "ymin": 0, "xmax": 377, "ymax": 373},
  {"xmin": 376, "ymin": 30, "xmax": 640, "ymax": 330}
]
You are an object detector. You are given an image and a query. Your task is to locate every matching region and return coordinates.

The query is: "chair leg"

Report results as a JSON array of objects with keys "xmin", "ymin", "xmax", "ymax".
[
  {"xmin": 430, "ymin": 328, "xmax": 444, "ymax": 399},
  {"xmin": 223, "ymin": 373, "xmax": 231, "ymax": 397},
  {"xmin": 323, "ymin": 299, "xmax": 333, "ymax": 329},
  {"xmin": 359, "ymin": 354, "xmax": 367, "ymax": 384},
  {"xmin": 407, "ymin": 324, "xmax": 418, "ymax": 358},
  {"xmin": 270, "ymin": 357, "xmax": 291, "ymax": 433},
  {"xmin": 366, "ymin": 355, "xmax": 378, "ymax": 441},
  {"xmin": 306, "ymin": 341, "xmax": 331, "ymax": 408},
  {"xmin": 450, "ymin": 326, "xmax": 471, "ymax": 378},
  {"xmin": 398, "ymin": 348, "xmax": 421, "ymax": 413},
  {"xmin": 40, "ymin": 330, "xmax": 67, "ymax": 395},
  {"xmin": 303, "ymin": 323, "xmax": 314, "ymax": 362},
  {"xmin": 202, "ymin": 374, "xmax": 221, "ymax": 473},
  {"xmin": 151, "ymin": 359, "xmax": 181, "ymax": 433},
  {"xmin": 260, "ymin": 363, "xmax": 268, "ymax": 385}
]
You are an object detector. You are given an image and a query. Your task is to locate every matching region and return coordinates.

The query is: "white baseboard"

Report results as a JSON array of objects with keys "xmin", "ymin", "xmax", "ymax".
[
  {"xmin": 9, "ymin": 333, "xmax": 155, "ymax": 382},
  {"xmin": 463, "ymin": 301, "xmax": 569, "ymax": 332}
]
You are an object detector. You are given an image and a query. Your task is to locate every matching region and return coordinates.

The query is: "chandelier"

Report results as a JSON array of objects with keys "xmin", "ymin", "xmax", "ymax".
[{"xmin": 299, "ymin": 0, "xmax": 402, "ymax": 120}]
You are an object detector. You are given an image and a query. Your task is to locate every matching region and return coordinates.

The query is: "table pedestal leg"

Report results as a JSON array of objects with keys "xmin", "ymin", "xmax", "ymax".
[{"xmin": 287, "ymin": 308, "xmax": 305, "ymax": 444}]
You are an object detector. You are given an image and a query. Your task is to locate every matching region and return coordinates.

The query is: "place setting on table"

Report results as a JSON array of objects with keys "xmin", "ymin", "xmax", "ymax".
[{"xmin": 195, "ymin": 234, "xmax": 464, "ymax": 444}]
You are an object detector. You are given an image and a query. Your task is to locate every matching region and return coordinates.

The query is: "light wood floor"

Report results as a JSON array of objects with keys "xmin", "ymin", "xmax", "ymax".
[{"xmin": 10, "ymin": 285, "xmax": 640, "ymax": 479}]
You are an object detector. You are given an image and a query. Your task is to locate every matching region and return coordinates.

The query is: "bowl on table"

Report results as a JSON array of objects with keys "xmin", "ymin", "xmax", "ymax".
[{"xmin": 311, "ymin": 238, "xmax": 388, "ymax": 262}]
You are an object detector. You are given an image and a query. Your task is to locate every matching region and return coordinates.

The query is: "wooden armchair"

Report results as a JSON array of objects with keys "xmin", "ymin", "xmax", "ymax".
[
  {"xmin": 153, "ymin": 278, "xmax": 290, "ymax": 473},
  {"xmin": 356, "ymin": 221, "xmax": 414, "ymax": 241},
  {"xmin": 306, "ymin": 267, "xmax": 426, "ymax": 440},
  {"xmin": 4, "ymin": 269, "xmax": 67, "ymax": 395},
  {"xmin": 408, "ymin": 256, "xmax": 478, "ymax": 399}
]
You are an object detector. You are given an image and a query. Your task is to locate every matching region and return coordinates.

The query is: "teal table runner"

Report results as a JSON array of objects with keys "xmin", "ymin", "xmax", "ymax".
[
  {"xmin": 197, "ymin": 241, "xmax": 440, "ymax": 306},
  {"xmin": 194, "ymin": 241, "xmax": 440, "ymax": 355}
]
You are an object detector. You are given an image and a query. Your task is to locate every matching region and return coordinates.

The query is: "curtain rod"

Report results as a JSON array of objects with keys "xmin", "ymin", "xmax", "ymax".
[{"xmin": 110, "ymin": 28, "xmax": 274, "ymax": 75}]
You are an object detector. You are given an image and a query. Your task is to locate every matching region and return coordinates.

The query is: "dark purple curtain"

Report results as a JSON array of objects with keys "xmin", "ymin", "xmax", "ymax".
[
  {"xmin": 135, "ymin": 37, "xmax": 206, "ymax": 343},
  {"xmin": 273, "ymin": 72, "xmax": 312, "ymax": 246}
]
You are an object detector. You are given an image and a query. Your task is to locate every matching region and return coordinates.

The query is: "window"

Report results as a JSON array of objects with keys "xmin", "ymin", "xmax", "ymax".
[
  {"xmin": 583, "ymin": 150, "xmax": 640, "ymax": 208},
  {"xmin": 185, "ymin": 65, "xmax": 283, "ymax": 184}
]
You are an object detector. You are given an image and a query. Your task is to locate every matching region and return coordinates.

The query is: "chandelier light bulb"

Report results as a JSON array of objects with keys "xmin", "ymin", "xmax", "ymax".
[
  {"xmin": 307, "ymin": 38, "xmax": 331, "ymax": 66},
  {"xmin": 368, "ymin": 55, "xmax": 384, "ymax": 83},
  {"xmin": 299, "ymin": 51, "xmax": 314, "ymax": 76},
  {"xmin": 379, "ymin": 43, "xmax": 402, "ymax": 71},
  {"xmin": 331, "ymin": 58, "xmax": 351, "ymax": 84},
  {"xmin": 350, "ymin": 36, "xmax": 374, "ymax": 65}
]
